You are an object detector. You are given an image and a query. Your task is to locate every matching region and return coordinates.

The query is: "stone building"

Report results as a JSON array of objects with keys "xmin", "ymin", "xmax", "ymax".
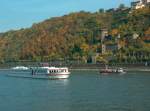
[{"xmin": 100, "ymin": 28, "xmax": 121, "ymax": 54}]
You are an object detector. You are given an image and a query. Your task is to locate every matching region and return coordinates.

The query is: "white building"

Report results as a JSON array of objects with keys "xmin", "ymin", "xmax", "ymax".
[{"xmin": 131, "ymin": 0, "xmax": 150, "ymax": 9}]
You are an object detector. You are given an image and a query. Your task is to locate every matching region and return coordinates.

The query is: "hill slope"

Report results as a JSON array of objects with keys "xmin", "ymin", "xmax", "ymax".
[{"xmin": 0, "ymin": 7, "xmax": 150, "ymax": 63}]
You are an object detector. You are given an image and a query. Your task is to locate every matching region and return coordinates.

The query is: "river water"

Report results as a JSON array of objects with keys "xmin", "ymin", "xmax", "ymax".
[{"xmin": 0, "ymin": 70, "xmax": 150, "ymax": 111}]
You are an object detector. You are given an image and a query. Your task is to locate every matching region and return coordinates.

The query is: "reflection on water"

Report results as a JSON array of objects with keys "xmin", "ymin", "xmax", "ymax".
[{"xmin": 0, "ymin": 70, "xmax": 150, "ymax": 111}]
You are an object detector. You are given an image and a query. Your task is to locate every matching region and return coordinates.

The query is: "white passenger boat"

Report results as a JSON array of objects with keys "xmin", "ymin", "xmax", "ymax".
[
  {"xmin": 8, "ymin": 66, "xmax": 71, "ymax": 79},
  {"xmin": 44, "ymin": 67, "xmax": 71, "ymax": 79}
]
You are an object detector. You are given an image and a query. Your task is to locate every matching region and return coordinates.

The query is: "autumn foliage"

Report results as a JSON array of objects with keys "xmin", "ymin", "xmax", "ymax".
[{"xmin": 0, "ymin": 7, "xmax": 150, "ymax": 63}]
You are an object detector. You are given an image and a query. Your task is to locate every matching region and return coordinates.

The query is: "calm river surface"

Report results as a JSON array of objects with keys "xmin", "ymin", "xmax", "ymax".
[{"xmin": 0, "ymin": 70, "xmax": 150, "ymax": 111}]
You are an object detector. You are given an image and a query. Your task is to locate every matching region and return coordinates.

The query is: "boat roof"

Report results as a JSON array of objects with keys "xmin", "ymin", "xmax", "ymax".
[{"xmin": 48, "ymin": 67, "xmax": 68, "ymax": 69}]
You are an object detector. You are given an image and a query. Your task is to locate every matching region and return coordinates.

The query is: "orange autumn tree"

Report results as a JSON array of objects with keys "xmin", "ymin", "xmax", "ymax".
[{"xmin": 111, "ymin": 29, "xmax": 119, "ymax": 36}]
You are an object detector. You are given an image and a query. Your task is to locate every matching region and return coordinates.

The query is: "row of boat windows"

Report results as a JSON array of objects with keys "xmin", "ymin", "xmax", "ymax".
[{"xmin": 49, "ymin": 69, "xmax": 67, "ymax": 73}]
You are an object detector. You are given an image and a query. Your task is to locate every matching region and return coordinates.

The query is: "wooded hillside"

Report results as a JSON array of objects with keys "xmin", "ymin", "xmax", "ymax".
[{"xmin": 0, "ymin": 7, "xmax": 150, "ymax": 63}]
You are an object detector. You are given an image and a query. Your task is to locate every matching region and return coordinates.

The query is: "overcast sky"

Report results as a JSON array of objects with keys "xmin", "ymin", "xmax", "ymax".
[{"xmin": 0, "ymin": 0, "xmax": 133, "ymax": 32}]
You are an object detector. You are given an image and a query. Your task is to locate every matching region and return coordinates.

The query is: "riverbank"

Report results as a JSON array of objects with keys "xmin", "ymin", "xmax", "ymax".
[
  {"xmin": 0, "ymin": 62, "xmax": 150, "ymax": 72},
  {"xmin": 70, "ymin": 67, "xmax": 150, "ymax": 72},
  {"xmin": 0, "ymin": 66, "xmax": 149, "ymax": 72}
]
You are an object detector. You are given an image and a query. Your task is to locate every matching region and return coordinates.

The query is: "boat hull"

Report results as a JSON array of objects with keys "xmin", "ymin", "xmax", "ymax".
[
  {"xmin": 47, "ymin": 74, "xmax": 70, "ymax": 79},
  {"xmin": 7, "ymin": 73, "xmax": 70, "ymax": 80},
  {"xmin": 46, "ymin": 72, "xmax": 70, "ymax": 79}
]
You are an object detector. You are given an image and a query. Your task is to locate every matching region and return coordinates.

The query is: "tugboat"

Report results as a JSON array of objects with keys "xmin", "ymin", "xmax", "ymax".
[
  {"xmin": 100, "ymin": 65, "xmax": 126, "ymax": 74},
  {"xmin": 116, "ymin": 68, "xmax": 125, "ymax": 73}
]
